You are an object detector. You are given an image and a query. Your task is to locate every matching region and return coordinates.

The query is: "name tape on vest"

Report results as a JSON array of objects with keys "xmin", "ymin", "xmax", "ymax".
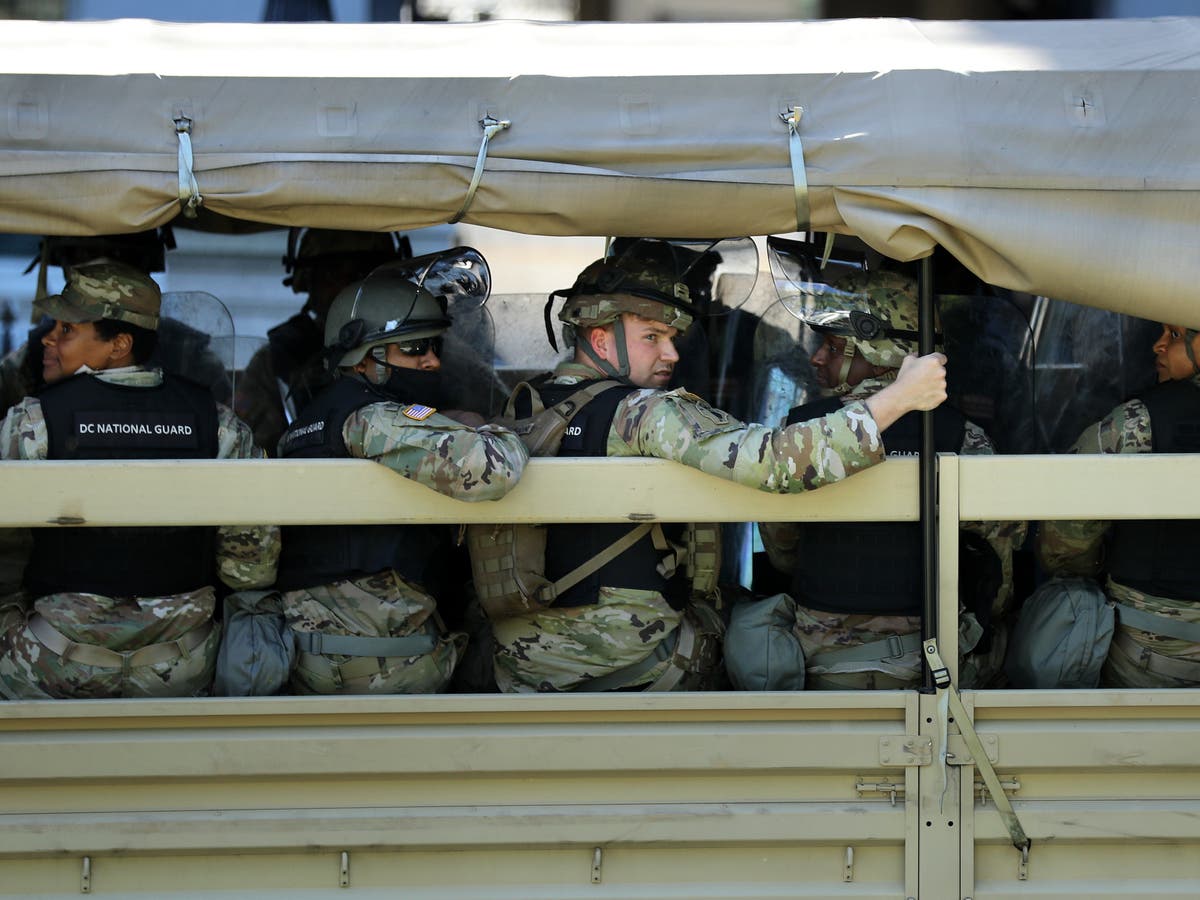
[{"xmin": 74, "ymin": 411, "xmax": 200, "ymax": 450}]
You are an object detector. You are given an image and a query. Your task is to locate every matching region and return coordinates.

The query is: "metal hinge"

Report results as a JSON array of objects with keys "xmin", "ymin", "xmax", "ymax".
[
  {"xmin": 878, "ymin": 733, "xmax": 998, "ymax": 767},
  {"xmin": 856, "ymin": 778, "xmax": 905, "ymax": 805},
  {"xmin": 878, "ymin": 735, "xmax": 932, "ymax": 766}
]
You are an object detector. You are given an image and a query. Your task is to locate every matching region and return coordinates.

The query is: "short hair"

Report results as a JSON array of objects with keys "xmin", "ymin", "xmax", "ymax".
[{"xmin": 93, "ymin": 318, "xmax": 158, "ymax": 365}]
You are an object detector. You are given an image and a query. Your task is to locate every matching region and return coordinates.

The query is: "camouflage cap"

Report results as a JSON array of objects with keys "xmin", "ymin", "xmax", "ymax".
[
  {"xmin": 557, "ymin": 257, "xmax": 695, "ymax": 334},
  {"xmin": 33, "ymin": 261, "xmax": 162, "ymax": 331}
]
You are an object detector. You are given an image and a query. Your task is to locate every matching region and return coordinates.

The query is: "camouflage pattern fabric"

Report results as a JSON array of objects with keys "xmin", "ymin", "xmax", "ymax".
[
  {"xmin": 282, "ymin": 397, "xmax": 526, "ymax": 694},
  {"xmin": 0, "ymin": 367, "xmax": 279, "ymax": 699},
  {"xmin": 284, "ymin": 570, "xmax": 466, "ymax": 695},
  {"xmin": 0, "ymin": 344, "xmax": 35, "ymax": 420},
  {"xmin": 758, "ymin": 375, "xmax": 1027, "ymax": 690},
  {"xmin": 1036, "ymin": 391, "xmax": 1200, "ymax": 688},
  {"xmin": 0, "ymin": 587, "xmax": 221, "ymax": 699},
  {"xmin": 342, "ymin": 401, "xmax": 527, "ymax": 500},
  {"xmin": 492, "ymin": 361, "xmax": 888, "ymax": 693}
]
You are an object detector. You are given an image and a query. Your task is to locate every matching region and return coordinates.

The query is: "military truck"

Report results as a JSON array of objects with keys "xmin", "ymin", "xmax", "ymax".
[{"xmin": 1, "ymin": 15, "xmax": 1198, "ymax": 899}]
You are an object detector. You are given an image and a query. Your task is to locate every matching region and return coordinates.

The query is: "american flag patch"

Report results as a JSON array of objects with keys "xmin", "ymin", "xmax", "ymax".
[{"xmin": 403, "ymin": 404, "xmax": 437, "ymax": 421}]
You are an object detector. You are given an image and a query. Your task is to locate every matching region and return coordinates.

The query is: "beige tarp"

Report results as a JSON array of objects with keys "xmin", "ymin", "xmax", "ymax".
[{"xmin": 1, "ymin": 16, "xmax": 1198, "ymax": 322}]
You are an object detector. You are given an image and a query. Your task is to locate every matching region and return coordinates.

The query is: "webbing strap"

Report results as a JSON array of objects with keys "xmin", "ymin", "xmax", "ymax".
[
  {"xmin": 779, "ymin": 106, "xmax": 810, "ymax": 230},
  {"xmin": 538, "ymin": 522, "xmax": 656, "ymax": 606},
  {"xmin": 293, "ymin": 629, "xmax": 436, "ymax": 659},
  {"xmin": 27, "ymin": 614, "xmax": 213, "ymax": 675},
  {"xmin": 1112, "ymin": 630, "xmax": 1200, "ymax": 681},
  {"xmin": 449, "ymin": 114, "xmax": 511, "ymax": 225},
  {"xmin": 174, "ymin": 115, "xmax": 202, "ymax": 219},
  {"xmin": 925, "ymin": 639, "xmax": 1031, "ymax": 860},
  {"xmin": 1116, "ymin": 602, "xmax": 1200, "ymax": 643},
  {"xmin": 809, "ymin": 631, "xmax": 921, "ymax": 667}
]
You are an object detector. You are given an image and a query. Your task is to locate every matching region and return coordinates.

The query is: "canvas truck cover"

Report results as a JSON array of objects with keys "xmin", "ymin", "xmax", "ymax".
[{"xmin": 0, "ymin": 16, "xmax": 1198, "ymax": 325}]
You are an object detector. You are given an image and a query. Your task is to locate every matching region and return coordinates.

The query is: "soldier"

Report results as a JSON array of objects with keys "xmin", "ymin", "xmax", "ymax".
[
  {"xmin": 756, "ymin": 261, "xmax": 1025, "ymax": 690},
  {"xmin": 235, "ymin": 227, "xmax": 408, "ymax": 453},
  {"xmin": 273, "ymin": 257, "xmax": 528, "ymax": 695},
  {"xmin": 1036, "ymin": 322, "xmax": 1200, "ymax": 688},
  {"xmin": 486, "ymin": 243, "xmax": 949, "ymax": 693},
  {"xmin": 1, "ymin": 229, "xmax": 173, "ymax": 418},
  {"xmin": 0, "ymin": 262, "xmax": 278, "ymax": 699}
]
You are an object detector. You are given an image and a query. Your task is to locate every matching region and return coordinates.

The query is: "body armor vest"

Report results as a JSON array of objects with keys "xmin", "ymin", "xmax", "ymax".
[
  {"xmin": 531, "ymin": 379, "xmax": 687, "ymax": 609},
  {"xmin": 784, "ymin": 398, "xmax": 966, "ymax": 616},
  {"xmin": 26, "ymin": 373, "xmax": 219, "ymax": 597},
  {"xmin": 1108, "ymin": 380, "xmax": 1200, "ymax": 600},
  {"xmin": 274, "ymin": 377, "xmax": 446, "ymax": 592}
]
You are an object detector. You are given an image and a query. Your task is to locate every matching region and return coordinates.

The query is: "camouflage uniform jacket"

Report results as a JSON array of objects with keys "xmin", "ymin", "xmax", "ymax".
[
  {"xmin": 0, "ymin": 366, "xmax": 279, "ymax": 699},
  {"xmin": 1036, "ymin": 376, "xmax": 1200, "ymax": 686},
  {"xmin": 0, "ymin": 343, "xmax": 34, "ymax": 421},
  {"xmin": 282, "ymin": 389, "xmax": 528, "ymax": 694},
  {"xmin": 492, "ymin": 361, "xmax": 889, "ymax": 693},
  {"xmin": 758, "ymin": 375, "xmax": 1028, "ymax": 689}
]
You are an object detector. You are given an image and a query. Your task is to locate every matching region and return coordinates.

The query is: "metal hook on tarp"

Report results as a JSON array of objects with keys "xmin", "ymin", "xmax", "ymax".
[
  {"xmin": 449, "ymin": 114, "xmax": 511, "ymax": 225},
  {"xmin": 779, "ymin": 106, "xmax": 810, "ymax": 231},
  {"xmin": 174, "ymin": 115, "xmax": 202, "ymax": 219}
]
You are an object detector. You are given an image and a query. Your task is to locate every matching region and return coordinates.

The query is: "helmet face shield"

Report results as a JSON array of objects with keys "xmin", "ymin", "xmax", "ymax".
[
  {"xmin": 768, "ymin": 235, "xmax": 926, "ymax": 369},
  {"xmin": 398, "ymin": 246, "xmax": 491, "ymax": 313},
  {"xmin": 604, "ymin": 237, "xmax": 759, "ymax": 314}
]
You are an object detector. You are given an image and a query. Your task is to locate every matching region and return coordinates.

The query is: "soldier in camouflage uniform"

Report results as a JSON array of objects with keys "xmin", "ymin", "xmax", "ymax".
[
  {"xmin": 0, "ymin": 262, "xmax": 279, "ymax": 699},
  {"xmin": 1037, "ymin": 322, "xmax": 1200, "ymax": 688},
  {"xmin": 489, "ymin": 245, "xmax": 949, "ymax": 693},
  {"xmin": 235, "ymin": 228, "xmax": 408, "ymax": 454},
  {"xmin": 273, "ymin": 258, "xmax": 527, "ymax": 695},
  {"xmin": 758, "ymin": 266, "xmax": 1026, "ymax": 690}
]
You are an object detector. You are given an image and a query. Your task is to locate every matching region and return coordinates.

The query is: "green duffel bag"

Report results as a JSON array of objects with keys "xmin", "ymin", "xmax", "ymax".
[
  {"xmin": 725, "ymin": 592, "xmax": 806, "ymax": 691},
  {"xmin": 1005, "ymin": 577, "xmax": 1114, "ymax": 689}
]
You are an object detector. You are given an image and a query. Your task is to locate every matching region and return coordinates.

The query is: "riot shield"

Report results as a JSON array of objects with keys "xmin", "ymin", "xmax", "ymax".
[{"xmin": 155, "ymin": 290, "xmax": 236, "ymax": 405}]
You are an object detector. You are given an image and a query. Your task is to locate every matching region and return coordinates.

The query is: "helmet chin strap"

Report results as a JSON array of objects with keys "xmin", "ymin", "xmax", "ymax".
[
  {"xmin": 580, "ymin": 318, "xmax": 632, "ymax": 381},
  {"xmin": 819, "ymin": 339, "xmax": 858, "ymax": 397}
]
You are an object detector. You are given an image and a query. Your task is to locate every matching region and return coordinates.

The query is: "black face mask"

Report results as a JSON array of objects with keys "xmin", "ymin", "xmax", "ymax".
[{"xmin": 372, "ymin": 364, "xmax": 449, "ymax": 409}]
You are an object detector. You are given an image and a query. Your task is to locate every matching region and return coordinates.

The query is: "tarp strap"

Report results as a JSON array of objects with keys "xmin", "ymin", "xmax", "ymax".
[
  {"xmin": 779, "ymin": 106, "xmax": 810, "ymax": 230},
  {"xmin": 449, "ymin": 114, "xmax": 511, "ymax": 225},
  {"xmin": 925, "ymin": 638, "xmax": 1032, "ymax": 870},
  {"xmin": 174, "ymin": 115, "xmax": 202, "ymax": 219}
]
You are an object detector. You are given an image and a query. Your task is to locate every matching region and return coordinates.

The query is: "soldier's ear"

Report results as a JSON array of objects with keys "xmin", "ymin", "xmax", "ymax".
[
  {"xmin": 108, "ymin": 331, "xmax": 134, "ymax": 364},
  {"xmin": 586, "ymin": 325, "xmax": 611, "ymax": 359}
]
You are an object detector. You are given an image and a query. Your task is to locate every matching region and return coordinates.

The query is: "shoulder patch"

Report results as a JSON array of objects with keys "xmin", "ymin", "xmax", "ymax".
[{"xmin": 403, "ymin": 403, "xmax": 437, "ymax": 421}]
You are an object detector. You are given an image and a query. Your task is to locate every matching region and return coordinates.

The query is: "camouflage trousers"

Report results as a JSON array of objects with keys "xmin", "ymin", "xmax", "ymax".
[
  {"xmin": 281, "ymin": 569, "xmax": 466, "ymax": 695},
  {"xmin": 1101, "ymin": 579, "xmax": 1200, "ymax": 689},
  {"xmin": 793, "ymin": 603, "xmax": 988, "ymax": 690},
  {"xmin": 0, "ymin": 586, "xmax": 220, "ymax": 700},
  {"xmin": 491, "ymin": 587, "xmax": 722, "ymax": 693}
]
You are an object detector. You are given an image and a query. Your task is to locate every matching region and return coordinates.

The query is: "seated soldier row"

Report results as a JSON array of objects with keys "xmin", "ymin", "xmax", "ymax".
[{"xmin": 1, "ymin": 235, "xmax": 1186, "ymax": 698}]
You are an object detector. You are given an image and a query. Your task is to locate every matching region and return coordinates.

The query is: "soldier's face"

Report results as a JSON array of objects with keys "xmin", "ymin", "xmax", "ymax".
[
  {"xmin": 809, "ymin": 333, "xmax": 878, "ymax": 390},
  {"xmin": 1153, "ymin": 323, "xmax": 1200, "ymax": 382},
  {"xmin": 41, "ymin": 320, "xmax": 119, "ymax": 384},
  {"xmin": 617, "ymin": 314, "xmax": 680, "ymax": 389}
]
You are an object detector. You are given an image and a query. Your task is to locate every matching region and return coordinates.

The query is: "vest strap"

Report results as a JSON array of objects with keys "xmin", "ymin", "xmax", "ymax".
[
  {"xmin": 293, "ymin": 628, "xmax": 438, "ymax": 659},
  {"xmin": 27, "ymin": 614, "xmax": 213, "ymax": 676},
  {"xmin": 538, "ymin": 522, "xmax": 656, "ymax": 607},
  {"xmin": 1116, "ymin": 603, "xmax": 1200, "ymax": 643}
]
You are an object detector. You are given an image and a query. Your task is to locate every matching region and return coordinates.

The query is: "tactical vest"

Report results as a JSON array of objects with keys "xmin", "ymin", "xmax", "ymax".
[
  {"xmin": 1108, "ymin": 380, "xmax": 1200, "ymax": 601},
  {"xmin": 25, "ymin": 373, "xmax": 219, "ymax": 597},
  {"xmin": 531, "ymin": 379, "xmax": 690, "ymax": 609},
  {"xmin": 784, "ymin": 398, "xmax": 967, "ymax": 616},
  {"xmin": 274, "ymin": 377, "xmax": 447, "ymax": 592}
]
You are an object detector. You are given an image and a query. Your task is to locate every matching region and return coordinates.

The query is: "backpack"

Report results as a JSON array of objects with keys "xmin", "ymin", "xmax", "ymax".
[{"xmin": 467, "ymin": 379, "xmax": 720, "ymax": 619}]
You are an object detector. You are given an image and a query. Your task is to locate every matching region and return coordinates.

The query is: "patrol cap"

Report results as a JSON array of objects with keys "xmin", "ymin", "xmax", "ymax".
[{"xmin": 34, "ymin": 261, "xmax": 162, "ymax": 331}]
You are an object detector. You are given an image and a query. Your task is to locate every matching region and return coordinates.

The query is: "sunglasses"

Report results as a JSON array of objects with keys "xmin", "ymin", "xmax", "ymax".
[{"xmin": 393, "ymin": 336, "xmax": 443, "ymax": 357}]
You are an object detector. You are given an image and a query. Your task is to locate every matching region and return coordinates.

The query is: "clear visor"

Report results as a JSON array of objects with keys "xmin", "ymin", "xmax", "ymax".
[
  {"xmin": 605, "ymin": 236, "xmax": 759, "ymax": 313},
  {"xmin": 154, "ymin": 290, "xmax": 235, "ymax": 404},
  {"xmin": 399, "ymin": 245, "xmax": 491, "ymax": 312},
  {"xmin": 768, "ymin": 235, "xmax": 872, "ymax": 324}
]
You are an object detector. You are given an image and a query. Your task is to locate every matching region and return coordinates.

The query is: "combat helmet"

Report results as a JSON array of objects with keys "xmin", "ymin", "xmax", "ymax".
[
  {"xmin": 800, "ymin": 267, "xmax": 924, "ymax": 369},
  {"xmin": 323, "ymin": 264, "xmax": 450, "ymax": 370},
  {"xmin": 283, "ymin": 228, "xmax": 411, "ymax": 293},
  {"xmin": 549, "ymin": 241, "xmax": 703, "ymax": 381}
]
